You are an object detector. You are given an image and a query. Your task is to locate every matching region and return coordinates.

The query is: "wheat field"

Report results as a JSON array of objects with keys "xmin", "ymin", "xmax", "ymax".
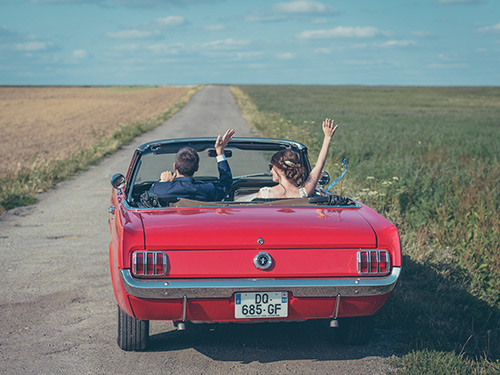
[{"xmin": 0, "ymin": 86, "xmax": 189, "ymax": 176}]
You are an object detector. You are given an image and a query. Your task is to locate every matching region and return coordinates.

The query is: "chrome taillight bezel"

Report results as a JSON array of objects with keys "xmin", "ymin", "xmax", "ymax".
[
  {"xmin": 357, "ymin": 250, "xmax": 391, "ymax": 275},
  {"xmin": 132, "ymin": 251, "xmax": 168, "ymax": 277}
]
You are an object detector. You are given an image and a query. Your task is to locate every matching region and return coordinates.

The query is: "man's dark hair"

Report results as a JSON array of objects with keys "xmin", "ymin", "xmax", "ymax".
[{"xmin": 175, "ymin": 147, "xmax": 199, "ymax": 177}]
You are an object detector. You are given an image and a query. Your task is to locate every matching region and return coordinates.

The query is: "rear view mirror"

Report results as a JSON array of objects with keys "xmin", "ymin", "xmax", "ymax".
[
  {"xmin": 208, "ymin": 149, "xmax": 232, "ymax": 158},
  {"xmin": 318, "ymin": 171, "xmax": 331, "ymax": 187},
  {"xmin": 111, "ymin": 173, "xmax": 126, "ymax": 190}
]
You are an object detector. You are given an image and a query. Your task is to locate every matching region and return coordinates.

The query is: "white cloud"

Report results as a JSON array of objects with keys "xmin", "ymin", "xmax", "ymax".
[
  {"xmin": 438, "ymin": 0, "xmax": 482, "ymax": 4},
  {"xmin": 110, "ymin": 44, "xmax": 140, "ymax": 52},
  {"xmin": 107, "ymin": 29, "xmax": 158, "ymax": 39},
  {"xmin": 343, "ymin": 59, "xmax": 374, "ymax": 66},
  {"xmin": 65, "ymin": 48, "xmax": 90, "ymax": 64},
  {"xmin": 234, "ymin": 51, "xmax": 264, "ymax": 61},
  {"xmin": 438, "ymin": 53, "xmax": 454, "ymax": 61},
  {"xmin": 72, "ymin": 49, "xmax": 88, "ymax": 58},
  {"xmin": 245, "ymin": 14, "xmax": 287, "ymax": 23},
  {"xmin": 147, "ymin": 42, "xmax": 185, "ymax": 55},
  {"xmin": 247, "ymin": 1, "xmax": 337, "ymax": 23},
  {"xmin": 272, "ymin": 1, "xmax": 337, "ymax": 15},
  {"xmin": 276, "ymin": 52, "xmax": 294, "ymax": 59},
  {"xmin": 204, "ymin": 24, "xmax": 226, "ymax": 31},
  {"xmin": 342, "ymin": 59, "xmax": 402, "ymax": 68},
  {"xmin": 156, "ymin": 16, "xmax": 185, "ymax": 27},
  {"xmin": 33, "ymin": 0, "xmax": 103, "ymax": 3},
  {"xmin": 106, "ymin": 16, "xmax": 184, "ymax": 43},
  {"xmin": 247, "ymin": 63, "xmax": 267, "ymax": 69},
  {"xmin": 313, "ymin": 18, "xmax": 328, "ymax": 24},
  {"xmin": 378, "ymin": 40, "xmax": 416, "ymax": 48},
  {"xmin": 429, "ymin": 53, "xmax": 466, "ymax": 68},
  {"xmin": 437, "ymin": 53, "xmax": 465, "ymax": 62},
  {"xmin": 0, "ymin": 25, "xmax": 19, "ymax": 41},
  {"xmin": 299, "ymin": 26, "xmax": 386, "ymax": 39},
  {"xmin": 428, "ymin": 62, "xmax": 468, "ymax": 69},
  {"xmin": 199, "ymin": 38, "xmax": 250, "ymax": 50},
  {"xmin": 15, "ymin": 41, "xmax": 51, "ymax": 51},
  {"xmin": 111, "ymin": 0, "xmax": 216, "ymax": 7},
  {"xmin": 477, "ymin": 22, "xmax": 500, "ymax": 33},
  {"xmin": 313, "ymin": 47, "xmax": 332, "ymax": 54}
]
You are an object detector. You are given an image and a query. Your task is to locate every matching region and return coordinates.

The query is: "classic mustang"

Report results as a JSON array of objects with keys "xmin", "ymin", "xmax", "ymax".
[{"xmin": 108, "ymin": 137, "xmax": 401, "ymax": 351}]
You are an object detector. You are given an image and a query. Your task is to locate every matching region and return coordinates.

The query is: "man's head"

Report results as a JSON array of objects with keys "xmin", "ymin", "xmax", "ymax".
[{"xmin": 174, "ymin": 147, "xmax": 199, "ymax": 177}]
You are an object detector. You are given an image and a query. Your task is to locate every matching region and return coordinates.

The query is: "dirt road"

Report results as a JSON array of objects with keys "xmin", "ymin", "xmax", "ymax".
[{"xmin": 0, "ymin": 86, "xmax": 396, "ymax": 374}]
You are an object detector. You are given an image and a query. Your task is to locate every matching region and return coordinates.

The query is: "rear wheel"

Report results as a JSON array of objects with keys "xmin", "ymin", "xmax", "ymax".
[
  {"xmin": 336, "ymin": 316, "xmax": 374, "ymax": 345},
  {"xmin": 117, "ymin": 305, "xmax": 149, "ymax": 351}
]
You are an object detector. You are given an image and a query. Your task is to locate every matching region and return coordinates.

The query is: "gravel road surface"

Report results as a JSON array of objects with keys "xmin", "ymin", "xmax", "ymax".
[{"xmin": 0, "ymin": 86, "xmax": 397, "ymax": 374}]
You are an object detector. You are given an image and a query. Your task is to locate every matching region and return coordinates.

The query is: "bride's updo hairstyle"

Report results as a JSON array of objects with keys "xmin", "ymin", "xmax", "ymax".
[{"xmin": 271, "ymin": 149, "xmax": 308, "ymax": 187}]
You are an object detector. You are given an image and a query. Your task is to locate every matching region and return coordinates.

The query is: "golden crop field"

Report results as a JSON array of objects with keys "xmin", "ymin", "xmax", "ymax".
[{"xmin": 0, "ymin": 86, "xmax": 189, "ymax": 176}]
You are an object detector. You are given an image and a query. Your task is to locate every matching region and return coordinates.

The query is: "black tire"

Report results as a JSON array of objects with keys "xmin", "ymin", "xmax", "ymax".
[
  {"xmin": 117, "ymin": 305, "xmax": 149, "ymax": 351},
  {"xmin": 337, "ymin": 316, "xmax": 374, "ymax": 345}
]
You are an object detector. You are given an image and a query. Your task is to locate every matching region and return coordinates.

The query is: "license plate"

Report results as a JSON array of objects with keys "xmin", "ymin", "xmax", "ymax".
[{"xmin": 234, "ymin": 292, "xmax": 288, "ymax": 319}]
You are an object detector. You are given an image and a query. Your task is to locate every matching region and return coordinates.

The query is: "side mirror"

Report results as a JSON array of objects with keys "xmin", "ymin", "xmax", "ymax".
[
  {"xmin": 318, "ymin": 171, "xmax": 331, "ymax": 187},
  {"xmin": 111, "ymin": 173, "xmax": 126, "ymax": 190}
]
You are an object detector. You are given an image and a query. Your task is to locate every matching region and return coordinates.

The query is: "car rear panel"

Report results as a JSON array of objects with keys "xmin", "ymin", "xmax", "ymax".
[
  {"xmin": 152, "ymin": 248, "xmax": 360, "ymax": 277},
  {"xmin": 128, "ymin": 294, "xmax": 392, "ymax": 322}
]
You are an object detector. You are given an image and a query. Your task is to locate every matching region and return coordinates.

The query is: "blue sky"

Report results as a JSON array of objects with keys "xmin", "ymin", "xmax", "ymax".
[{"xmin": 1, "ymin": 0, "xmax": 499, "ymax": 86}]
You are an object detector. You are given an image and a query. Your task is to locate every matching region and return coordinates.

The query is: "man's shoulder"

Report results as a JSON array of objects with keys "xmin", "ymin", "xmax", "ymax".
[
  {"xmin": 152, "ymin": 178, "xmax": 190, "ymax": 192},
  {"xmin": 151, "ymin": 177, "xmax": 212, "ymax": 197}
]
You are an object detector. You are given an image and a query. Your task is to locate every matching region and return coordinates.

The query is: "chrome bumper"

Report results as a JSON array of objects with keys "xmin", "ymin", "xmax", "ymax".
[{"xmin": 120, "ymin": 267, "xmax": 401, "ymax": 300}]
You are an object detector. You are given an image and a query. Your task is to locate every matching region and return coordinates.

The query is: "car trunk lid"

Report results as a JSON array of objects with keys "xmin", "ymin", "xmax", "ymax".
[{"xmin": 140, "ymin": 206, "xmax": 377, "ymax": 278}]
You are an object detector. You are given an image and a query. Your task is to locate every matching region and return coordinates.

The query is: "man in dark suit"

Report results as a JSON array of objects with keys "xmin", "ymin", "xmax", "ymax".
[{"xmin": 150, "ymin": 129, "xmax": 235, "ymax": 201}]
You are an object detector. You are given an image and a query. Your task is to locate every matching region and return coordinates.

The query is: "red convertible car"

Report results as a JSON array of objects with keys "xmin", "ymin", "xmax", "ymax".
[{"xmin": 108, "ymin": 137, "xmax": 401, "ymax": 351}]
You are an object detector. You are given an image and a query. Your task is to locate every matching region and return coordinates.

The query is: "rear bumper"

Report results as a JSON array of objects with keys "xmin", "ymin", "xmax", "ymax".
[{"xmin": 120, "ymin": 267, "xmax": 401, "ymax": 300}]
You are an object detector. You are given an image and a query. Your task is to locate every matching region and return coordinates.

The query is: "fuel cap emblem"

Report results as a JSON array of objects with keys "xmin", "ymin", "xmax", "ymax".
[{"xmin": 254, "ymin": 252, "xmax": 273, "ymax": 270}]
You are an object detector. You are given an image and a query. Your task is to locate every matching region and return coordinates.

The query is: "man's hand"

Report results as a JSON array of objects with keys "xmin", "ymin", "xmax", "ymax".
[
  {"xmin": 160, "ymin": 170, "xmax": 175, "ymax": 182},
  {"xmin": 215, "ymin": 129, "xmax": 235, "ymax": 156}
]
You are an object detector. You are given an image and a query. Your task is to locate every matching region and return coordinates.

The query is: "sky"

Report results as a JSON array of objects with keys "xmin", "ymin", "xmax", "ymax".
[{"xmin": 0, "ymin": 0, "xmax": 499, "ymax": 86}]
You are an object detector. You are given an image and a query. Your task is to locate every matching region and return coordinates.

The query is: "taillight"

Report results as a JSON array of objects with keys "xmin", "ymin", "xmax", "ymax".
[
  {"xmin": 357, "ymin": 250, "xmax": 391, "ymax": 275},
  {"xmin": 132, "ymin": 251, "xmax": 168, "ymax": 277}
]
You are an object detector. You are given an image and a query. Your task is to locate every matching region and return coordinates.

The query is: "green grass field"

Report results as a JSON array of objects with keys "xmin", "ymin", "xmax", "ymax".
[{"xmin": 232, "ymin": 85, "xmax": 500, "ymax": 374}]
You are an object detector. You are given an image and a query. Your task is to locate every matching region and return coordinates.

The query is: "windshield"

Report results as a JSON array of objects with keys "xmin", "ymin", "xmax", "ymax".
[
  {"xmin": 135, "ymin": 147, "xmax": 276, "ymax": 184},
  {"xmin": 127, "ymin": 139, "xmax": 314, "ymax": 205}
]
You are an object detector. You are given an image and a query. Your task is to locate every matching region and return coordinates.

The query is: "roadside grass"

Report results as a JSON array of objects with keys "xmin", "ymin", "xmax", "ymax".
[
  {"xmin": 231, "ymin": 85, "xmax": 500, "ymax": 374},
  {"xmin": 0, "ymin": 86, "xmax": 200, "ymax": 214}
]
